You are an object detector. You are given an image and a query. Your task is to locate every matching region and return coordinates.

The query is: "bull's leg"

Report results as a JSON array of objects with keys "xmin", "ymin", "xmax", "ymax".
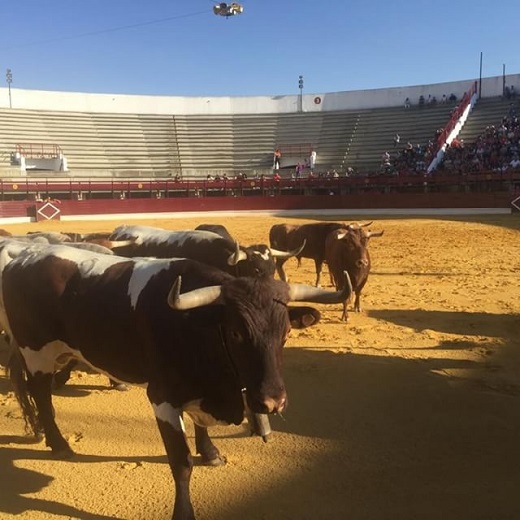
[
  {"xmin": 314, "ymin": 259, "xmax": 323, "ymax": 287},
  {"xmin": 353, "ymin": 291, "xmax": 362, "ymax": 312},
  {"xmin": 26, "ymin": 371, "xmax": 74, "ymax": 459},
  {"xmin": 341, "ymin": 301, "xmax": 349, "ymax": 322},
  {"xmin": 194, "ymin": 424, "xmax": 226, "ymax": 466},
  {"xmin": 149, "ymin": 390, "xmax": 195, "ymax": 520},
  {"xmin": 52, "ymin": 359, "xmax": 76, "ymax": 388}
]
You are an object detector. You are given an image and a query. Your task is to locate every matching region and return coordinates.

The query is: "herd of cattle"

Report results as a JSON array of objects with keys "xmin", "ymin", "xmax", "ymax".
[{"xmin": 0, "ymin": 219, "xmax": 383, "ymax": 520}]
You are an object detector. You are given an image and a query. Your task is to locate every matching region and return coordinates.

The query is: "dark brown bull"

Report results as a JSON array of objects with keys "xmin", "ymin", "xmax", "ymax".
[
  {"xmin": 269, "ymin": 221, "xmax": 374, "ymax": 287},
  {"xmin": 325, "ymin": 224, "xmax": 384, "ymax": 321}
]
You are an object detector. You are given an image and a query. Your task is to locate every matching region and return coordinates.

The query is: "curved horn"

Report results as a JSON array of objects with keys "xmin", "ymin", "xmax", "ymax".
[
  {"xmin": 288, "ymin": 271, "xmax": 352, "ymax": 304},
  {"xmin": 167, "ymin": 276, "xmax": 223, "ymax": 310},
  {"xmin": 270, "ymin": 239, "xmax": 306, "ymax": 259},
  {"xmin": 227, "ymin": 241, "xmax": 248, "ymax": 266},
  {"xmin": 366, "ymin": 230, "xmax": 384, "ymax": 238},
  {"xmin": 360, "ymin": 221, "xmax": 373, "ymax": 228},
  {"xmin": 107, "ymin": 239, "xmax": 136, "ymax": 249}
]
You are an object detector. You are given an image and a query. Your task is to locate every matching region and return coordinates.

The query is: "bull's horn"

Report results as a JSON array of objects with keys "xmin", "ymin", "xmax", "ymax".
[
  {"xmin": 270, "ymin": 239, "xmax": 306, "ymax": 259},
  {"xmin": 360, "ymin": 221, "xmax": 373, "ymax": 228},
  {"xmin": 337, "ymin": 230, "xmax": 349, "ymax": 240},
  {"xmin": 167, "ymin": 276, "xmax": 223, "ymax": 310},
  {"xmin": 227, "ymin": 241, "xmax": 248, "ymax": 266},
  {"xmin": 108, "ymin": 239, "xmax": 136, "ymax": 249},
  {"xmin": 366, "ymin": 230, "xmax": 384, "ymax": 238},
  {"xmin": 288, "ymin": 271, "xmax": 352, "ymax": 304}
]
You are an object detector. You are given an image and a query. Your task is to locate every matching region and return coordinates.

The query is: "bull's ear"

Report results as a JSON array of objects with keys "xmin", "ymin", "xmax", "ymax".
[{"xmin": 288, "ymin": 306, "xmax": 321, "ymax": 329}]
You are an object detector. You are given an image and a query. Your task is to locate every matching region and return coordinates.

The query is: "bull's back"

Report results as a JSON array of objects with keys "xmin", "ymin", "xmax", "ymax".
[
  {"xmin": 297, "ymin": 223, "xmax": 344, "ymax": 260},
  {"xmin": 269, "ymin": 224, "xmax": 298, "ymax": 251}
]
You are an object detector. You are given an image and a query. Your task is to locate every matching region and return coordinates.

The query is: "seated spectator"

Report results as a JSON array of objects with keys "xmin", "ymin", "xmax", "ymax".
[
  {"xmin": 404, "ymin": 97, "xmax": 411, "ymax": 109},
  {"xmin": 510, "ymin": 155, "xmax": 520, "ymax": 169},
  {"xmin": 418, "ymin": 95, "xmax": 425, "ymax": 107},
  {"xmin": 441, "ymin": 94, "xmax": 447, "ymax": 104},
  {"xmin": 449, "ymin": 93, "xmax": 457, "ymax": 103}
]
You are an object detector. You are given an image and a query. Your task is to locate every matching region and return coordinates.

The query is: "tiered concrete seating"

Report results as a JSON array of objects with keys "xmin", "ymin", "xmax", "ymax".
[
  {"xmin": 456, "ymin": 96, "xmax": 517, "ymax": 143},
  {"xmin": 0, "ymin": 109, "xmax": 180, "ymax": 177},
  {"xmin": 0, "ymin": 96, "xmax": 514, "ymax": 179},
  {"xmin": 342, "ymin": 103, "xmax": 455, "ymax": 173}
]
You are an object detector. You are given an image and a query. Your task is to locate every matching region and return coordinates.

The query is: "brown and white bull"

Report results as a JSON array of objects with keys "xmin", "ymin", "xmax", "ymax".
[
  {"xmin": 325, "ymin": 225, "xmax": 384, "ymax": 321},
  {"xmin": 4, "ymin": 245, "xmax": 351, "ymax": 520}
]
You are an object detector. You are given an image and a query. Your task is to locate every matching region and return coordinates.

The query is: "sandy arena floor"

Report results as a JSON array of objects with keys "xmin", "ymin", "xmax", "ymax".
[{"xmin": 0, "ymin": 213, "xmax": 519, "ymax": 520}]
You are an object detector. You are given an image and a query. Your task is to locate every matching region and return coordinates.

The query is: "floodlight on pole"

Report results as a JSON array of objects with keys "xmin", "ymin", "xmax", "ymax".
[
  {"xmin": 298, "ymin": 75, "xmax": 304, "ymax": 112},
  {"xmin": 6, "ymin": 69, "xmax": 12, "ymax": 109}
]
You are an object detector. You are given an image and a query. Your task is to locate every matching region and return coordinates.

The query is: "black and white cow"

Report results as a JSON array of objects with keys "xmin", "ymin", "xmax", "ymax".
[
  {"xmin": 109, "ymin": 224, "xmax": 303, "ymax": 278},
  {"xmin": 4, "ymin": 245, "xmax": 351, "ymax": 520}
]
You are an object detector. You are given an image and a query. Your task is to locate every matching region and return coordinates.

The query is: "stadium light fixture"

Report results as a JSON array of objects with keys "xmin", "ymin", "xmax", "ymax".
[
  {"xmin": 6, "ymin": 68, "xmax": 12, "ymax": 109},
  {"xmin": 298, "ymin": 75, "xmax": 304, "ymax": 112}
]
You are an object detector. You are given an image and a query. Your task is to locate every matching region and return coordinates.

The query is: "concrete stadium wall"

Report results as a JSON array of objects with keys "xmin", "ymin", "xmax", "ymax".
[{"xmin": 0, "ymin": 74, "xmax": 518, "ymax": 115}]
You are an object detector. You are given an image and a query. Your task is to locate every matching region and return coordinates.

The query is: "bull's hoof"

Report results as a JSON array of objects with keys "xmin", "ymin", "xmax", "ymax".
[
  {"xmin": 201, "ymin": 454, "xmax": 227, "ymax": 466},
  {"xmin": 51, "ymin": 446, "xmax": 75, "ymax": 460},
  {"xmin": 112, "ymin": 383, "xmax": 129, "ymax": 392},
  {"xmin": 33, "ymin": 431, "xmax": 44, "ymax": 442}
]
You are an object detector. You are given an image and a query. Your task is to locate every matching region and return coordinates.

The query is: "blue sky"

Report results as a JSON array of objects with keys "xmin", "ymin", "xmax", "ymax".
[{"xmin": 1, "ymin": 0, "xmax": 518, "ymax": 97}]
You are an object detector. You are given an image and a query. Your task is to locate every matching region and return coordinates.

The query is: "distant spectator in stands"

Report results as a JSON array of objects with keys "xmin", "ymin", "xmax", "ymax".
[
  {"xmin": 504, "ymin": 86, "xmax": 511, "ymax": 99},
  {"xmin": 404, "ymin": 97, "xmax": 411, "ymax": 109},
  {"xmin": 274, "ymin": 148, "xmax": 282, "ymax": 170},
  {"xmin": 511, "ymin": 85, "xmax": 516, "ymax": 98},
  {"xmin": 510, "ymin": 155, "xmax": 520, "ymax": 169},
  {"xmin": 449, "ymin": 93, "xmax": 457, "ymax": 103},
  {"xmin": 393, "ymin": 133, "xmax": 401, "ymax": 147},
  {"xmin": 345, "ymin": 166, "xmax": 354, "ymax": 177},
  {"xmin": 441, "ymin": 94, "xmax": 447, "ymax": 104},
  {"xmin": 295, "ymin": 162, "xmax": 303, "ymax": 178},
  {"xmin": 418, "ymin": 95, "xmax": 425, "ymax": 107},
  {"xmin": 309, "ymin": 150, "xmax": 316, "ymax": 171}
]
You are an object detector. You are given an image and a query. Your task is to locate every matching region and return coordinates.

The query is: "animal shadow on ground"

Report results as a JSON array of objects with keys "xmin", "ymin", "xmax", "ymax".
[
  {"xmin": 203, "ymin": 348, "xmax": 520, "ymax": 520},
  {"xmin": 0, "ymin": 444, "xmax": 167, "ymax": 519}
]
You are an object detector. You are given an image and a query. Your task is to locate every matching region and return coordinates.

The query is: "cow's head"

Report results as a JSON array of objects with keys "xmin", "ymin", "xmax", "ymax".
[
  {"xmin": 167, "ymin": 273, "xmax": 351, "ymax": 415},
  {"xmin": 227, "ymin": 240, "xmax": 306, "ymax": 278}
]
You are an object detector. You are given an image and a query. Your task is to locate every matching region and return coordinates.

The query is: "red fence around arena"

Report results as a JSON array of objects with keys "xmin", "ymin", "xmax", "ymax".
[
  {"xmin": 0, "ymin": 170, "xmax": 517, "ymax": 220},
  {"xmin": 0, "ymin": 169, "xmax": 517, "ymax": 203}
]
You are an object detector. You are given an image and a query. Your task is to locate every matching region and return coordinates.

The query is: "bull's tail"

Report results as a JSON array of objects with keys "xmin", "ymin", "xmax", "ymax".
[{"xmin": 6, "ymin": 345, "xmax": 42, "ymax": 439}]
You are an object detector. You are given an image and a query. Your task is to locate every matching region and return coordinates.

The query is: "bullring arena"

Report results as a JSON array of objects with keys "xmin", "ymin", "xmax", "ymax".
[{"xmin": 0, "ymin": 78, "xmax": 519, "ymax": 520}]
